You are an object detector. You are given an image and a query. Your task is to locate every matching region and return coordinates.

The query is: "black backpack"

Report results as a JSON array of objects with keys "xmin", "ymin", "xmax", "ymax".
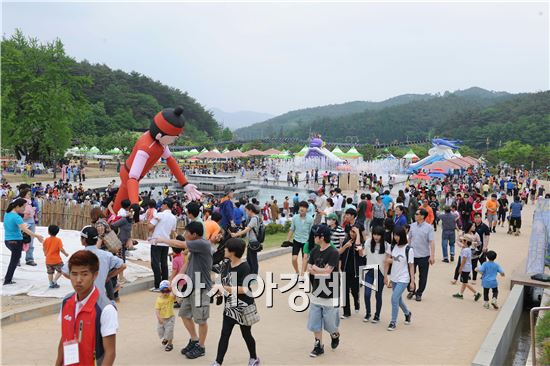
[{"xmin": 249, "ymin": 218, "xmax": 265, "ymax": 252}]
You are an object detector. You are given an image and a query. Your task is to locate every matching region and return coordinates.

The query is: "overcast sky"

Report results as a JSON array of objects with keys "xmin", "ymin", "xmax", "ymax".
[{"xmin": 3, "ymin": 1, "xmax": 549, "ymax": 115}]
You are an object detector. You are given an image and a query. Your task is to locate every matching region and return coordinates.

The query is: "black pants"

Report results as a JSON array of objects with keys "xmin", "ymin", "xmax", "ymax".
[
  {"xmin": 510, "ymin": 217, "xmax": 522, "ymax": 232},
  {"xmin": 471, "ymin": 254, "xmax": 486, "ymax": 281},
  {"xmin": 246, "ymin": 246, "xmax": 259, "ymax": 275},
  {"xmin": 483, "ymin": 287, "xmax": 499, "ymax": 301},
  {"xmin": 497, "ymin": 211, "xmax": 506, "ymax": 223},
  {"xmin": 216, "ymin": 315, "xmax": 257, "ymax": 364},
  {"xmin": 453, "ymin": 257, "xmax": 462, "ymax": 281},
  {"xmin": 343, "ymin": 271, "xmax": 360, "ymax": 316},
  {"xmin": 411, "ymin": 256, "xmax": 430, "ymax": 297},
  {"xmin": 461, "ymin": 214, "xmax": 470, "ymax": 230},
  {"xmin": 4, "ymin": 240, "xmax": 22, "ymax": 284},
  {"xmin": 151, "ymin": 245, "xmax": 169, "ymax": 289}
]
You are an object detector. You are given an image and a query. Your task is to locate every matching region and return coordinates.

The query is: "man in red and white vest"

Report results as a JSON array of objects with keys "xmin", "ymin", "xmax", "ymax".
[{"xmin": 56, "ymin": 250, "xmax": 118, "ymax": 366}]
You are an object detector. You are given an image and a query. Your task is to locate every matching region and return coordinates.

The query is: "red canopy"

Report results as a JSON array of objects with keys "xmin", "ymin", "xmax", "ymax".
[
  {"xmin": 196, "ymin": 151, "xmax": 224, "ymax": 159},
  {"xmin": 411, "ymin": 172, "xmax": 431, "ymax": 180},
  {"xmin": 245, "ymin": 149, "xmax": 266, "ymax": 156},
  {"xmin": 263, "ymin": 148, "xmax": 282, "ymax": 155},
  {"xmin": 224, "ymin": 149, "xmax": 248, "ymax": 158}
]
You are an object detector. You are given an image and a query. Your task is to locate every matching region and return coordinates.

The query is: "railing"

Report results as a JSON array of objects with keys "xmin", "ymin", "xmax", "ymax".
[{"xmin": 530, "ymin": 306, "xmax": 550, "ymax": 365}]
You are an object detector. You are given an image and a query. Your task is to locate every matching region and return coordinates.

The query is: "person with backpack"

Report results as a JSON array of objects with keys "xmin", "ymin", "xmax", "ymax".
[
  {"xmin": 230, "ymin": 203, "xmax": 263, "ymax": 275},
  {"xmin": 407, "ymin": 208, "xmax": 435, "ymax": 302},
  {"xmin": 384, "ymin": 227, "xmax": 414, "ymax": 331}
]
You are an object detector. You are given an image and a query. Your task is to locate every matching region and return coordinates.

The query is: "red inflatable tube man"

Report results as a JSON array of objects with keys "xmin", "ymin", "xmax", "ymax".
[{"xmin": 112, "ymin": 106, "xmax": 201, "ymax": 213}]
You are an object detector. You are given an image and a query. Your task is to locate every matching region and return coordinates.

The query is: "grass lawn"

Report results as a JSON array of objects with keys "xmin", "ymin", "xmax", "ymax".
[{"xmin": 263, "ymin": 231, "xmax": 288, "ymax": 250}]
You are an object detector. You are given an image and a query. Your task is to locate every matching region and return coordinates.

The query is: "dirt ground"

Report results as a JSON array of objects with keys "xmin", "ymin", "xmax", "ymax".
[{"xmin": 1, "ymin": 199, "xmax": 538, "ymax": 365}]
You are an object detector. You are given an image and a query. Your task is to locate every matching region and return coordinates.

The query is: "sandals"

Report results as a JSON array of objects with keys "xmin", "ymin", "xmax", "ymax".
[{"xmin": 165, "ymin": 344, "xmax": 173, "ymax": 352}]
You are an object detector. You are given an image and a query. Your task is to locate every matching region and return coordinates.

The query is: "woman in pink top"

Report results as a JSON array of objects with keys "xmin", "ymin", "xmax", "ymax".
[{"xmin": 19, "ymin": 188, "xmax": 37, "ymax": 266}]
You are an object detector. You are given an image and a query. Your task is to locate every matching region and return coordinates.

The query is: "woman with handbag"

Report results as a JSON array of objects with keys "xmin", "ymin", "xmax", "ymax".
[
  {"xmin": 230, "ymin": 203, "xmax": 261, "ymax": 275},
  {"xmin": 3, "ymin": 198, "xmax": 44, "ymax": 285},
  {"xmin": 211, "ymin": 238, "xmax": 260, "ymax": 366}
]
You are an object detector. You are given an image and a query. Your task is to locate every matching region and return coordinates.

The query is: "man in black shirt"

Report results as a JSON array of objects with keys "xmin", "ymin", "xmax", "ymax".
[{"xmin": 307, "ymin": 225, "xmax": 341, "ymax": 358}]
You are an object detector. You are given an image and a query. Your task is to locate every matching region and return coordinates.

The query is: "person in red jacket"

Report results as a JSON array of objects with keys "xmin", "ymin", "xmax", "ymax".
[
  {"xmin": 56, "ymin": 250, "xmax": 118, "ymax": 366},
  {"xmin": 113, "ymin": 106, "xmax": 201, "ymax": 215}
]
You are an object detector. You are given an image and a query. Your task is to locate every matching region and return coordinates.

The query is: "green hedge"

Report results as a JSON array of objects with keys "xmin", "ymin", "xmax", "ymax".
[{"xmin": 265, "ymin": 222, "xmax": 291, "ymax": 235}]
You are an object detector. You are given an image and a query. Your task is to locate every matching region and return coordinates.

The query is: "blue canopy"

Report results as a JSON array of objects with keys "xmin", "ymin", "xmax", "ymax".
[{"xmin": 428, "ymin": 172, "xmax": 447, "ymax": 179}]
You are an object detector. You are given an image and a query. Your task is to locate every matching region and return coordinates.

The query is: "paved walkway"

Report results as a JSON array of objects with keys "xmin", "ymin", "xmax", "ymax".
[{"xmin": 1, "ymin": 200, "xmax": 536, "ymax": 365}]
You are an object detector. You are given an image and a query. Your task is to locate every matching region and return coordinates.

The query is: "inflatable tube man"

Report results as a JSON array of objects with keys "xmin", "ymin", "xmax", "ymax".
[{"xmin": 113, "ymin": 106, "xmax": 201, "ymax": 213}]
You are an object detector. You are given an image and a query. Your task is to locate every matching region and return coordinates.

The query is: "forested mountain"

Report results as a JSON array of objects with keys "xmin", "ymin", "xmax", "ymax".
[
  {"xmin": 1, "ymin": 30, "xmax": 228, "ymax": 161},
  {"xmin": 233, "ymin": 88, "xmax": 510, "ymax": 139},
  {"xmin": 234, "ymin": 93, "xmax": 437, "ymax": 139}
]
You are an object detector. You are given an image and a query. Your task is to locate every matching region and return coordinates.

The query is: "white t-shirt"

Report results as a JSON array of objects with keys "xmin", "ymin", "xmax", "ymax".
[
  {"xmin": 390, "ymin": 245, "xmax": 414, "ymax": 283},
  {"xmin": 364, "ymin": 241, "xmax": 391, "ymax": 269},
  {"xmin": 117, "ymin": 208, "xmax": 127, "ymax": 217},
  {"xmin": 150, "ymin": 209, "xmax": 177, "ymax": 247}
]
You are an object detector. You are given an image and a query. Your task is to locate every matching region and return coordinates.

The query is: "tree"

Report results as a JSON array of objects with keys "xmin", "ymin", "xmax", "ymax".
[{"xmin": 1, "ymin": 30, "xmax": 89, "ymax": 161}]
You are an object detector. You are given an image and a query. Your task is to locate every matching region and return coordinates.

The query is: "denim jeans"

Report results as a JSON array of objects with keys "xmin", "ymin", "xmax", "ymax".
[
  {"xmin": 391, "ymin": 281, "xmax": 410, "ymax": 323},
  {"xmin": 307, "ymin": 302, "xmax": 340, "ymax": 333},
  {"xmin": 24, "ymin": 220, "xmax": 35, "ymax": 262},
  {"xmin": 441, "ymin": 230, "xmax": 456, "ymax": 259},
  {"xmin": 4, "ymin": 240, "xmax": 23, "ymax": 283},
  {"xmin": 364, "ymin": 270, "xmax": 384, "ymax": 317}
]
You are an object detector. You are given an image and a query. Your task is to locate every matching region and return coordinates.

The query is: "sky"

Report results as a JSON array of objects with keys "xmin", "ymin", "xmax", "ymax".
[{"xmin": 2, "ymin": 1, "xmax": 549, "ymax": 115}]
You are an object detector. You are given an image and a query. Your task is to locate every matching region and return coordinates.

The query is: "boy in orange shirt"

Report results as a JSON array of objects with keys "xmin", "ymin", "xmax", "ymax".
[{"xmin": 43, "ymin": 225, "xmax": 68, "ymax": 288}]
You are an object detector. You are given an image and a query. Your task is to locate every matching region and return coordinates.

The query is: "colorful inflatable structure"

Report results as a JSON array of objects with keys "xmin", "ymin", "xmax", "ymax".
[
  {"xmin": 304, "ymin": 136, "xmax": 345, "ymax": 163},
  {"xmin": 407, "ymin": 138, "xmax": 462, "ymax": 173}
]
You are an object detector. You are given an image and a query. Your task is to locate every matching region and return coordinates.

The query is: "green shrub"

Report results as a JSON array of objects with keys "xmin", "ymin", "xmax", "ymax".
[
  {"xmin": 536, "ymin": 310, "xmax": 550, "ymax": 365},
  {"xmin": 265, "ymin": 223, "xmax": 283, "ymax": 235},
  {"xmin": 283, "ymin": 221, "xmax": 291, "ymax": 232}
]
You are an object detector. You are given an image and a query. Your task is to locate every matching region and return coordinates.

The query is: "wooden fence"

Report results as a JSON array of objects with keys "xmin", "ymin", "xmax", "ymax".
[{"xmin": 0, "ymin": 199, "xmax": 186, "ymax": 240}]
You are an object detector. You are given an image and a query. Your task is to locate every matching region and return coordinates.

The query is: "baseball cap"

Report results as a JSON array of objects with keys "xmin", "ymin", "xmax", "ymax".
[
  {"xmin": 80, "ymin": 226, "xmax": 98, "ymax": 240},
  {"xmin": 159, "ymin": 280, "xmax": 171, "ymax": 292},
  {"xmin": 326, "ymin": 213, "xmax": 338, "ymax": 221}
]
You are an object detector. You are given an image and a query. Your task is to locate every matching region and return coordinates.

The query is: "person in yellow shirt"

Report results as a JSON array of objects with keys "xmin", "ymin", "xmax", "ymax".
[
  {"xmin": 485, "ymin": 194, "xmax": 499, "ymax": 233},
  {"xmin": 155, "ymin": 280, "xmax": 176, "ymax": 352}
]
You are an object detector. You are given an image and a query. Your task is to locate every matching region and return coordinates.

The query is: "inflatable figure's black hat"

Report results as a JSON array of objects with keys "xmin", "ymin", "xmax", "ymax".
[{"xmin": 150, "ymin": 106, "xmax": 185, "ymax": 137}]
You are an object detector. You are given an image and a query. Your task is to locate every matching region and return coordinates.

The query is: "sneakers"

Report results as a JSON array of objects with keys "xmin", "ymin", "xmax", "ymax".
[
  {"xmin": 363, "ymin": 314, "xmax": 371, "ymax": 322},
  {"xmin": 309, "ymin": 339, "xmax": 324, "ymax": 357},
  {"xmin": 491, "ymin": 298, "xmax": 499, "ymax": 309},
  {"xmin": 442, "ymin": 258, "xmax": 449, "ymax": 263},
  {"xmin": 150, "ymin": 287, "xmax": 160, "ymax": 292},
  {"xmin": 483, "ymin": 302, "xmax": 490, "ymax": 309},
  {"xmin": 185, "ymin": 344, "xmax": 205, "ymax": 359},
  {"xmin": 26, "ymin": 261, "xmax": 37, "ymax": 266},
  {"xmin": 340, "ymin": 314, "xmax": 350, "ymax": 319},
  {"xmin": 406, "ymin": 292, "xmax": 415, "ymax": 300},
  {"xmin": 404, "ymin": 312, "xmax": 412, "ymax": 325},
  {"xmin": 474, "ymin": 292, "xmax": 482, "ymax": 302},
  {"xmin": 181, "ymin": 339, "xmax": 199, "ymax": 356},
  {"xmin": 452, "ymin": 293, "xmax": 464, "ymax": 299},
  {"xmin": 330, "ymin": 332, "xmax": 340, "ymax": 350},
  {"xmin": 387, "ymin": 322, "xmax": 396, "ymax": 331},
  {"xmin": 371, "ymin": 315, "xmax": 380, "ymax": 323},
  {"xmin": 210, "ymin": 362, "xmax": 222, "ymax": 366},
  {"xmin": 450, "ymin": 256, "xmax": 455, "ymax": 262},
  {"xmin": 3, "ymin": 281, "xmax": 16, "ymax": 285},
  {"xmin": 49, "ymin": 283, "xmax": 60, "ymax": 289},
  {"xmin": 415, "ymin": 295, "xmax": 422, "ymax": 302},
  {"xmin": 248, "ymin": 358, "xmax": 261, "ymax": 366}
]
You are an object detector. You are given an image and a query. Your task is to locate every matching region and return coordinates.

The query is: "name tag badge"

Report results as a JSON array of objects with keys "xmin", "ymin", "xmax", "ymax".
[{"xmin": 63, "ymin": 340, "xmax": 79, "ymax": 365}]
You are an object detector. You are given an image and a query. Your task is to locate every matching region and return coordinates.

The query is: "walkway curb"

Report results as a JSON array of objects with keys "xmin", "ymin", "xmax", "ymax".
[
  {"xmin": 1, "ymin": 247, "xmax": 291, "ymax": 326},
  {"xmin": 471, "ymin": 284, "xmax": 525, "ymax": 366}
]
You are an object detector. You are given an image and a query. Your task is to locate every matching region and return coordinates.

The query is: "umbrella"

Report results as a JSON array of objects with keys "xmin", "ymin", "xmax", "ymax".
[
  {"xmin": 410, "ymin": 172, "xmax": 430, "ymax": 180},
  {"xmin": 429, "ymin": 168, "xmax": 448, "ymax": 174}
]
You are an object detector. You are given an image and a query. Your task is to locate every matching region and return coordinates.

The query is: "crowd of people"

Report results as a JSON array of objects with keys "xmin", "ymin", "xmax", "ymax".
[{"xmin": 3, "ymin": 161, "xmax": 549, "ymax": 365}]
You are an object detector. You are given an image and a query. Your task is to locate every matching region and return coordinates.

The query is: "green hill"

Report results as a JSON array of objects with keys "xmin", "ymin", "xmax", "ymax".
[{"xmin": 234, "ymin": 93, "xmax": 437, "ymax": 139}]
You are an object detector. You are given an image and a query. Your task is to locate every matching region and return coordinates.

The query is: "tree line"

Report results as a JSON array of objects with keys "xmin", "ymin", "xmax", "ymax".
[{"xmin": 1, "ymin": 30, "xmax": 231, "ymax": 162}]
